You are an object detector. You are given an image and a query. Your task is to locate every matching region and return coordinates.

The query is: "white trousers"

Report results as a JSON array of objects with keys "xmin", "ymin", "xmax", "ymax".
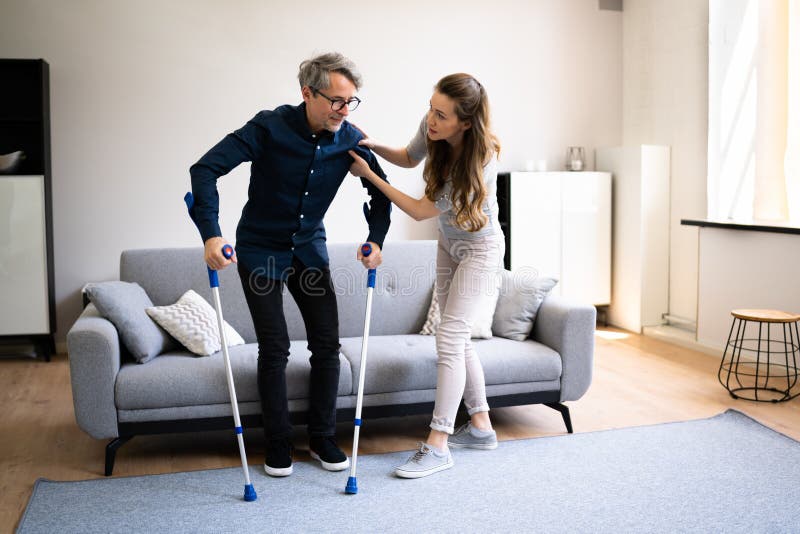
[{"xmin": 430, "ymin": 232, "xmax": 505, "ymax": 434}]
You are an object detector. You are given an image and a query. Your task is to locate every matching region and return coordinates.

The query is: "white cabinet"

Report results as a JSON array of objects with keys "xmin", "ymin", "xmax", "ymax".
[
  {"xmin": 0, "ymin": 175, "xmax": 50, "ymax": 335},
  {"xmin": 596, "ymin": 145, "xmax": 670, "ymax": 333},
  {"xmin": 498, "ymin": 171, "xmax": 612, "ymax": 306}
]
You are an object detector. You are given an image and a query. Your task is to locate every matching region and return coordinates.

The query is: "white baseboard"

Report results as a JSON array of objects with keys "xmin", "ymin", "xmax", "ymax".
[{"xmin": 642, "ymin": 325, "xmax": 722, "ymax": 359}]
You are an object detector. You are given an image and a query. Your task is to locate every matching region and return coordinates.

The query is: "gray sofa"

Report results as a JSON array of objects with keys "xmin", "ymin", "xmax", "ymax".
[{"xmin": 67, "ymin": 241, "xmax": 596, "ymax": 475}]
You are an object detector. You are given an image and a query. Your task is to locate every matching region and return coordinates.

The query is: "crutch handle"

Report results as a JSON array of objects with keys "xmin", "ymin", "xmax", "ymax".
[
  {"xmin": 361, "ymin": 243, "xmax": 376, "ymax": 288},
  {"xmin": 207, "ymin": 244, "xmax": 234, "ymax": 288}
]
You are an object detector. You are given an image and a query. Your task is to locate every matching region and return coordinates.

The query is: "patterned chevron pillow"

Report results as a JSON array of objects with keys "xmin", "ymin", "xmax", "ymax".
[{"xmin": 146, "ymin": 289, "xmax": 245, "ymax": 356}]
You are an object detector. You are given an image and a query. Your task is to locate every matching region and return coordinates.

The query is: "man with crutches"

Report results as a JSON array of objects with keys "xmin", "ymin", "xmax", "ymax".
[{"xmin": 190, "ymin": 52, "xmax": 390, "ymax": 477}]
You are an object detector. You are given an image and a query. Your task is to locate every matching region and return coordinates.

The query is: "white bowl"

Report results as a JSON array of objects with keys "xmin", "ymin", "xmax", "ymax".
[{"xmin": 0, "ymin": 151, "xmax": 26, "ymax": 174}]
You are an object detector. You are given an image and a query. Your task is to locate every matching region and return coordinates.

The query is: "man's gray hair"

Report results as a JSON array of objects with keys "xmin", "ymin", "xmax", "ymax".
[{"xmin": 298, "ymin": 52, "xmax": 362, "ymax": 91}]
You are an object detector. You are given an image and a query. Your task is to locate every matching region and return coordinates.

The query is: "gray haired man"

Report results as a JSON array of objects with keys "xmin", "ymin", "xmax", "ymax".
[{"xmin": 190, "ymin": 52, "xmax": 391, "ymax": 476}]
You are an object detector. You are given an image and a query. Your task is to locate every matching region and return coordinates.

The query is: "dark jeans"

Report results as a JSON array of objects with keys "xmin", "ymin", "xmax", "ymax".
[{"xmin": 238, "ymin": 256, "xmax": 340, "ymax": 441}]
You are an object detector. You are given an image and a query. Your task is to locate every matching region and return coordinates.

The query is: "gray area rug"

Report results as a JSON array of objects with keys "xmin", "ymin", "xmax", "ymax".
[{"xmin": 17, "ymin": 410, "xmax": 799, "ymax": 533}]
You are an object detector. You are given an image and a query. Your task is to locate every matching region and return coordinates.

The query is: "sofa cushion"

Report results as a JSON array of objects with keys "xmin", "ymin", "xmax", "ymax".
[
  {"xmin": 145, "ymin": 289, "xmax": 245, "ymax": 356},
  {"xmin": 474, "ymin": 336, "xmax": 562, "ymax": 385},
  {"xmin": 115, "ymin": 342, "xmax": 352, "ymax": 410},
  {"xmin": 84, "ymin": 281, "xmax": 178, "ymax": 363},
  {"xmin": 492, "ymin": 270, "xmax": 558, "ymax": 341},
  {"xmin": 339, "ymin": 334, "xmax": 561, "ymax": 396},
  {"xmin": 340, "ymin": 335, "xmax": 438, "ymax": 394}
]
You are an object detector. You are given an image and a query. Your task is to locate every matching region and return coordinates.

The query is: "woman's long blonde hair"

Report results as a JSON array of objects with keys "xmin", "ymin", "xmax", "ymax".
[{"xmin": 423, "ymin": 73, "xmax": 501, "ymax": 232}]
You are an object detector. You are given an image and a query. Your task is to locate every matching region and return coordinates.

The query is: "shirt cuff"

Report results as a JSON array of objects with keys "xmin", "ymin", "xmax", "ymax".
[{"xmin": 198, "ymin": 221, "xmax": 222, "ymax": 243}]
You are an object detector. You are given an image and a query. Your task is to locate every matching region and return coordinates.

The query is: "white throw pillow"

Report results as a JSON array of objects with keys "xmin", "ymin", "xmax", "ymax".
[
  {"xmin": 492, "ymin": 269, "xmax": 558, "ymax": 341},
  {"xmin": 146, "ymin": 289, "xmax": 245, "ymax": 356},
  {"xmin": 419, "ymin": 286, "xmax": 499, "ymax": 339}
]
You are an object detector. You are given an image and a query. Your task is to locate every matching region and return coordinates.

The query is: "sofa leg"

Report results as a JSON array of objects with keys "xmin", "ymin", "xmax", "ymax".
[
  {"xmin": 545, "ymin": 403, "xmax": 573, "ymax": 434},
  {"xmin": 105, "ymin": 436, "xmax": 132, "ymax": 476}
]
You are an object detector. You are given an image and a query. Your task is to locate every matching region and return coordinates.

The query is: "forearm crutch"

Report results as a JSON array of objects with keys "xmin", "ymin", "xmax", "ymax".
[
  {"xmin": 184, "ymin": 192, "xmax": 257, "ymax": 502},
  {"xmin": 345, "ymin": 243, "xmax": 377, "ymax": 495}
]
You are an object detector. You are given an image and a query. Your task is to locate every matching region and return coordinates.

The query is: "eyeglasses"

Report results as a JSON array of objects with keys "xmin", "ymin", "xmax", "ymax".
[{"xmin": 311, "ymin": 87, "xmax": 361, "ymax": 112}]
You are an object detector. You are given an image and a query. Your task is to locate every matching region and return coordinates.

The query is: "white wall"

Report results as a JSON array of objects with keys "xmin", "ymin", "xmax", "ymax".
[
  {"xmin": 0, "ymin": 0, "xmax": 622, "ymax": 341},
  {"xmin": 621, "ymin": 0, "xmax": 708, "ymax": 324}
]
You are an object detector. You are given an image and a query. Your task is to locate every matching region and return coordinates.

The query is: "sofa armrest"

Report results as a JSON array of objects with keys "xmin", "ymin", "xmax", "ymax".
[
  {"xmin": 66, "ymin": 304, "xmax": 121, "ymax": 439},
  {"xmin": 531, "ymin": 295, "xmax": 596, "ymax": 402}
]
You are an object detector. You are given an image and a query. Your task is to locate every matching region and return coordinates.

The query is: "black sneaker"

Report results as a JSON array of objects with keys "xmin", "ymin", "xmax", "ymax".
[
  {"xmin": 309, "ymin": 436, "xmax": 350, "ymax": 471},
  {"xmin": 264, "ymin": 438, "xmax": 293, "ymax": 477}
]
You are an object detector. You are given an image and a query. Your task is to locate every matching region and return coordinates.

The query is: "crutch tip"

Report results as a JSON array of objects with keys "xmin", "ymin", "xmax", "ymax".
[
  {"xmin": 243, "ymin": 484, "xmax": 258, "ymax": 501},
  {"xmin": 345, "ymin": 477, "xmax": 358, "ymax": 494}
]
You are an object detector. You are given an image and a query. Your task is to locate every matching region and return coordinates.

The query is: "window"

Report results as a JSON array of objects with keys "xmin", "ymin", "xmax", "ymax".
[{"xmin": 708, "ymin": 0, "xmax": 799, "ymax": 223}]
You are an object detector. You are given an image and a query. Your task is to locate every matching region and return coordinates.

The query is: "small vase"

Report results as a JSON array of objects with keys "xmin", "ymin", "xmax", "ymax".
[{"xmin": 566, "ymin": 147, "xmax": 585, "ymax": 171}]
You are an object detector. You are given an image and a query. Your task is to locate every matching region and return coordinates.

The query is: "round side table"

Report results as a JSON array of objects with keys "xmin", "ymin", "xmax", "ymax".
[{"xmin": 718, "ymin": 309, "xmax": 800, "ymax": 402}]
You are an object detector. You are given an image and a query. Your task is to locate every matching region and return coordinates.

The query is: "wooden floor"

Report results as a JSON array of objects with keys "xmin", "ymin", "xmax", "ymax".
[{"xmin": 2, "ymin": 328, "xmax": 799, "ymax": 530}]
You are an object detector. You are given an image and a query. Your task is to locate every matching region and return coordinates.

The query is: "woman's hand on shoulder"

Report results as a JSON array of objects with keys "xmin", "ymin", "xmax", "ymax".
[{"xmin": 350, "ymin": 122, "xmax": 377, "ymax": 149}]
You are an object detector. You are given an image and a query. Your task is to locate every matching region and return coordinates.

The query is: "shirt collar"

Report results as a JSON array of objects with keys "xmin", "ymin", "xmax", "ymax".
[{"xmin": 293, "ymin": 102, "xmax": 340, "ymax": 143}]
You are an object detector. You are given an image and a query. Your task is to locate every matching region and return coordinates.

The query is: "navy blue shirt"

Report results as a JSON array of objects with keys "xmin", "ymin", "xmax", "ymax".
[{"xmin": 190, "ymin": 102, "xmax": 391, "ymax": 280}]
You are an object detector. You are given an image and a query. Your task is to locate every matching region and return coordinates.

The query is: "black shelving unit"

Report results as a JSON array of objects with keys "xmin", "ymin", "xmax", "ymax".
[
  {"xmin": 0, "ymin": 59, "xmax": 55, "ymax": 360},
  {"xmin": 497, "ymin": 172, "xmax": 512, "ymax": 270}
]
